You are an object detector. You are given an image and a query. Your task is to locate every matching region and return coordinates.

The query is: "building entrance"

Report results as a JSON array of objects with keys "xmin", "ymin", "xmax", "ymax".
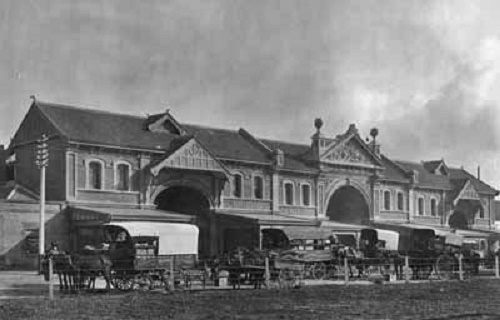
[
  {"xmin": 154, "ymin": 186, "xmax": 214, "ymax": 258},
  {"xmin": 326, "ymin": 185, "xmax": 370, "ymax": 224}
]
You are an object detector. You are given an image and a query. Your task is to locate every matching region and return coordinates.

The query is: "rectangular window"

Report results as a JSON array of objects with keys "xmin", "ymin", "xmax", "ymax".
[
  {"xmin": 418, "ymin": 198, "xmax": 424, "ymax": 216},
  {"xmin": 397, "ymin": 192, "xmax": 404, "ymax": 211},
  {"xmin": 302, "ymin": 184, "xmax": 311, "ymax": 206},
  {"xmin": 89, "ymin": 162, "xmax": 102, "ymax": 190},
  {"xmin": 233, "ymin": 175, "xmax": 242, "ymax": 198},
  {"xmin": 430, "ymin": 199, "xmax": 437, "ymax": 216},
  {"xmin": 117, "ymin": 164, "xmax": 130, "ymax": 191},
  {"xmin": 384, "ymin": 191, "xmax": 391, "ymax": 210},
  {"xmin": 285, "ymin": 183, "xmax": 294, "ymax": 205},
  {"xmin": 254, "ymin": 176, "xmax": 263, "ymax": 199}
]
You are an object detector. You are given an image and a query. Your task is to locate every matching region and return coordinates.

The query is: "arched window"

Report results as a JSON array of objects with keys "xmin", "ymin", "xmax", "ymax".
[
  {"xmin": 301, "ymin": 184, "xmax": 311, "ymax": 206},
  {"xmin": 116, "ymin": 163, "xmax": 130, "ymax": 191},
  {"xmin": 383, "ymin": 190, "xmax": 391, "ymax": 210},
  {"xmin": 418, "ymin": 197, "xmax": 424, "ymax": 216},
  {"xmin": 397, "ymin": 192, "xmax": 404, "ymax": 211},
  {"xmin": 88, "ymin": 161, "xmax": 103, "ymax": 190},
  {"xmin": 233, "ymin": 174, "xmax": 242, "ymax": 198},
  {"xmin": 430, "ymin": 198, "xmax": 437, "ymax": 216},
  {"xmin": 284, "ymin": 182, "xmax": 294, "ymax": 205},
  {"xmin": 253, "ymin": 176, "xmax": 263, "ymax": 199}
]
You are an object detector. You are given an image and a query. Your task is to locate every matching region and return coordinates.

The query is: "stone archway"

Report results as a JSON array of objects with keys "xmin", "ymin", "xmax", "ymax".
[
  {"xmin": 154, "ymin": 186, "xmax": 214, "ymax": 258},
  {"xmin": 326, "ymin": 185, "xmax": 370, "ymax": 224}
]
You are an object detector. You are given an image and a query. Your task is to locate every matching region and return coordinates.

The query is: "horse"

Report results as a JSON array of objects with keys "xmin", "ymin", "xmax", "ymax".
[
  {"xmin": 72, "ymin": 251, "xmax": 113, "ymax": 292},
  {"xmin": 43, "ymin": 244, "xmax": 79, "ymax": 292}
]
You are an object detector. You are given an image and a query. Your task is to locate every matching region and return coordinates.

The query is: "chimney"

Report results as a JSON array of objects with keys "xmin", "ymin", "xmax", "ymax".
[
  {"xmin": 477, "ymin": 166, "xmax": 481, "ymax": 180},
  {"xmin": 273, "ymin": 148, "xmax": 284, "ymax": 167}
]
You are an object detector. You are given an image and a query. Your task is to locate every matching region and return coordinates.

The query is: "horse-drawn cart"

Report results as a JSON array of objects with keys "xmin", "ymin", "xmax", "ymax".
[{"xmin": 101, "ymin": 221, "xmax": 199, "ymax": 291}]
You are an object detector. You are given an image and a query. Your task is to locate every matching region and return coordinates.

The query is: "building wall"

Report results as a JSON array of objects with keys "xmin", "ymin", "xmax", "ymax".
[
  {"xmin": 411, "ymin": 188, "xmax": 443, "ymax": 225},
  {"xmin": 0, "ymin": 201, "xmax": 67, "ymax": 270},
  {"xmin": 72, "ymin": 147, "xmax": 142, "ymax": 206},
  {"xmin": 377, "ymin": 182, "xmax": 408, "ymax": 221}
]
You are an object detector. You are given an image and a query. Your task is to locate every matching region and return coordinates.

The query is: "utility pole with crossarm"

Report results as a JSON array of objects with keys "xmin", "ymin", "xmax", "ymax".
[{"xmin": 35, "ymin": 134, "xmax": 49, "ymax": 273}]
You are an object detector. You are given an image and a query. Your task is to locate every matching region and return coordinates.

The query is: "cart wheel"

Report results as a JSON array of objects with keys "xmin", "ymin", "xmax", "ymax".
[
  {"xmin": 436, "ymin": 255, "xmax": 455, "ymax": 281},
  {"xmin": 113, "ymin": 276, "xmax": 135, "ymax": 291},
  {"xmin": 310, "ymin": 263, "xmax": 327, "ymax": 280}
]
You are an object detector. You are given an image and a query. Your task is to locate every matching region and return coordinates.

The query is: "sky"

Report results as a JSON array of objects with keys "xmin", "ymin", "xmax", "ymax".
[{"xmin": 0, "ymin": 0, "xmax": 500, "ymax": 190}]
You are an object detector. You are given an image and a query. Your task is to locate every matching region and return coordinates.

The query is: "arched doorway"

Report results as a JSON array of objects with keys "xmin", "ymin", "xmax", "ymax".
[
  {"xmin": 326, "ymin": 186, "xmax": 370, "ymax": 223},
  {"xmin": 154, "ymin": 186, "xmax": 213, "ymax": 258},
  {"xmin": 448, "ymin": 211, "xmax": 469, "ymax": 230}
]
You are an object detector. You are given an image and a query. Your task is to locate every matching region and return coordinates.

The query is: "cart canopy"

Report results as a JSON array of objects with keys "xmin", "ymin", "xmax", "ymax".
[
  {"xmin": 376, "ymin": 229, "xmax": 399, "ymax": 251},
  {"xmin": 104, "ymin": 222, "xmax": 199, "ymax": 255}
]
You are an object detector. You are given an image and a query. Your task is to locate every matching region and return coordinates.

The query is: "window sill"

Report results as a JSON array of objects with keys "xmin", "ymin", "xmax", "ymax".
[{"xmin": 78, "ymin": 189, "xmax": 140, "ymax": 194}]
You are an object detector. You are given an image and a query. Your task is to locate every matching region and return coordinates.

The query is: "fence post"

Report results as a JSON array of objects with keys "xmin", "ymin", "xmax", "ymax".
[
  {"xmin": 170, "ymin": 256, "xmax": 175, "ymax": 292},
  {"xmin": 495, "ymin": 255, "xmax": 499, "ymax": 278},
  {"xmin": 458, "ymin": 254, "xmax": 464, "ymax": 281},
  {"xmin": 265, "ymin": 257, "xmax": 270, "ymax": 289},
  {"xmin": 48, "ymin": 257, "xmax": 54, "ymax": 301},
  {"xmin": 344, "ymin": 257, "xmax": 349, "ymax": 285},
  {"xmin": 405, "ymin": 255, "xmax": 410, "ymax": 283}
]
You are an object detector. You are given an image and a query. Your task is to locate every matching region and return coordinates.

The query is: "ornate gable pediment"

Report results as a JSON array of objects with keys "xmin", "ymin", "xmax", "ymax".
[
  {"xmin": 150, "ymin": 138, "xmax": 228, "ymax": 176},
  {"xmin": 454, "ymin": 180, "xmax": 480, "ymax": 204},
  {"xmin": 320, "ymin": 137, "xmax": 382, "ymax": 168}
]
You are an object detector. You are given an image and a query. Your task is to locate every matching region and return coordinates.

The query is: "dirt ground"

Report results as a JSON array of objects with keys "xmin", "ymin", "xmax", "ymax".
[{"xmin": 1, "ymin": 278, "xmax": 500, "ymax": 320}]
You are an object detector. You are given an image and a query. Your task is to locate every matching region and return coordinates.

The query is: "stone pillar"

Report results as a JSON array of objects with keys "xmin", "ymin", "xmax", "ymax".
[
  {"xmin": 272, "ymin": 172, "xmax": 280, "ymax": 214},
  {"xmin": 139, "ymin": 154, "xmax": 151, "ymax": 207},
  {"xmin": 408, "ymin": 187, "xmax": 414, "ymax": 222}
]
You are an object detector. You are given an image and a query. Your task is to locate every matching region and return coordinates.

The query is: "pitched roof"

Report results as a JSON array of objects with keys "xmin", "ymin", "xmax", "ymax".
[
  {"xmin": 394, "ymin": 160, "xmax": 452, "ymax": 190},
  {"xmin": 394, "ymin": 160, "xmax": 498, "ymax": 195},
  {"xmin": 378, "ymin": 155, "xmax": 409, "ymax": 182},
  {"xmin": 33, "ymin": 101, "xmax": 305, "ymax": 169},
  {"xmin": 448, "ymin": 167, "xmax": 498, "ymax": 196},
  {"xmin": 422, "ymin": 160, "xmax": 443, "ymax": 173}
]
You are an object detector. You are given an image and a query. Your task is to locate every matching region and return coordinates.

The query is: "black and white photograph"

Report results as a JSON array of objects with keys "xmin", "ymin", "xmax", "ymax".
[{"xmin": 1, "ymin": 1, "xmax": 500, "ymax": 319}]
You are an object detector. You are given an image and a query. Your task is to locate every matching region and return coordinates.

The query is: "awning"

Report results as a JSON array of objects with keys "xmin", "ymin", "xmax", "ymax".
[
  {"xmin": 104, "ymin": 221, "xmax": 199, "ymax": 255},
  {"xmin": 320, "ymin": 220, "xmax": 372, "ymax": 232},
  {"xmin": 216, "ymin": 210, "xmax": 319, "ymax": 227},
  {"xmin": 263, "ymin": 226, "xmax": 333, "ymax": 240},
  {"xmin": 71, "ymin": 206, "xmax": 196, "ymax": 226}
]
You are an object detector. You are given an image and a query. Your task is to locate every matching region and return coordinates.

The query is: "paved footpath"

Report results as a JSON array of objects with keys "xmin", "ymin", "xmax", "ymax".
[{"xmin": 0, "ymin": 271, "xmax": 50, "ymax": 299}]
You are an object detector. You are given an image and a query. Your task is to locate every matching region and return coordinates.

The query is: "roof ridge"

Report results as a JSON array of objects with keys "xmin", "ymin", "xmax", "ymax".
[
  {"xmin": 181, "ymin": 123, "xmax": 240, "ymax": 134},
  {"xmin": 259, "ymin": 137, "xmax": 309, "ymax": 148},
  {"xmin": 35, "ymin": 100, "xmax": 148, "ymax": 120}
]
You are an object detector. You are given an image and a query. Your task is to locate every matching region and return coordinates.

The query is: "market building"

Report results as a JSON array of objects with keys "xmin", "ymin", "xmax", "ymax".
[{"xmin": 0, "ymin": 98, "xmax": 498, "ymax": 267}]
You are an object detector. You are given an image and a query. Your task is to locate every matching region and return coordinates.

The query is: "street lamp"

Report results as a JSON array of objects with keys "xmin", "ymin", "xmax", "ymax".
[{"xmin": 35, "ymin": 134, "xmax": 49, "ymax": 273}]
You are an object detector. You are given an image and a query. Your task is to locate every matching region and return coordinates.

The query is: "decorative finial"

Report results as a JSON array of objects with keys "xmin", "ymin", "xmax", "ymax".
[
  {"xmin": 314, "ymin": 118, "xmax": 323, "ymax": 133},
  {"xmin": 30, "ymin": 95, "xmax": 36, "ymax": 102},
  {"xmin": 370, "ymin": 128, "xmax": 379, "ymax": 139}
]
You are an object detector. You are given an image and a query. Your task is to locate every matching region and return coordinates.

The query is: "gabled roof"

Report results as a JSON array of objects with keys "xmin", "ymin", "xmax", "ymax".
[
  {"xmin": 30, "ymin": 101, "xmax": 310, "ymax": 170},
  {"xmin": 394, "ymin": 160, "xmax": 498, "ymax": 195},
  {"xmin": 448, "ymin": 167, "xmax": 499, "ymax": 196},
  {"xmin": 378, "ymin": 155, "xmax": 409, "ymax": 182},
  {"xmin": 394, "ymin": 160, "xmax": 452, "ymax": 190}
]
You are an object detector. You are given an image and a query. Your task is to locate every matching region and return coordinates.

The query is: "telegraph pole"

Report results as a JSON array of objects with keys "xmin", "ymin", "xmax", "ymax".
[{"xmin": 36, "ymin": 134, "xmax": 49, "ymax": 273}]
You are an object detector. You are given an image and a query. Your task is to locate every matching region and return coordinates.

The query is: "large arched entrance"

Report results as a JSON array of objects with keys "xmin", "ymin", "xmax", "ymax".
[
  {"xmin": 326, "ymin": 186, "xmax": 370, "ymax": 224},
  {"xmin": 154, "ymin": 186, "xmax": 213, "ymax": 258}
]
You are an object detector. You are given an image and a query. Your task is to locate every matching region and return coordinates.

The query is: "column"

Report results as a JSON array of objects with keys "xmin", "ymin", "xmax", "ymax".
[
  {"xmin": 272, "ymin": 172, "xmax": 280, "ymax": 214},
  {"xmin": 408, "ymin": 188, "xmax": 414, "ymax": 222}
]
